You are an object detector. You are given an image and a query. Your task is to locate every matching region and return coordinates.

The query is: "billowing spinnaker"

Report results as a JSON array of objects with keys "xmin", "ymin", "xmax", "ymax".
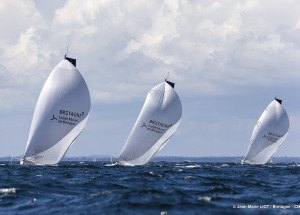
[
  {"xmin": 22, "ymin": 58, "xmax": 91, "ymax": 165},
  {"xmin": 242, "ymin": 99, "xmax": 289, "ymax": 165},
  {"xmin": 117, "ymin": 81, "xmax": 182, "ymax": 165}
]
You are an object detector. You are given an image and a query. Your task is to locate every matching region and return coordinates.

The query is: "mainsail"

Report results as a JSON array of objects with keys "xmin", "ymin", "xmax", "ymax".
[
  {"xmin": 21, "ymin": 56, "xmax": 91, "ymax": 165},
  {"xmin": 242, "ymin": 98, "xmax": 289, "ymax": 165},
  {"xmin": 117, "ymin": 80, "xmax": 182, "ymax": 166}
]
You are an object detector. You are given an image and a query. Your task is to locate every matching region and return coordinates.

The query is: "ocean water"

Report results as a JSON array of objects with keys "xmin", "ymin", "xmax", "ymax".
[{"xmin": 1, "ymin": 161, "xmax": 300, "ymax": 215}]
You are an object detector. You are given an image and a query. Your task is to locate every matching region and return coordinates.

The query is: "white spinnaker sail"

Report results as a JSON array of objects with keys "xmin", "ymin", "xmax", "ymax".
[
  {"xmin": 21, "ymin": 58, "xmax": 91, "ymax": 165},
  {"xmin": 117, "ymin": 81, "xmax": 182, "ymax": 166},
  {"xmin": 242, "ymin": 99, "xmax": 289, "ymax": 165}
]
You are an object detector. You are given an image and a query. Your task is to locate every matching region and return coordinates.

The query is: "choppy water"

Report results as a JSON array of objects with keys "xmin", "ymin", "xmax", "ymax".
[{"xmin": 1, "ymin": 161, "xmax": 300, "ymax": 214}]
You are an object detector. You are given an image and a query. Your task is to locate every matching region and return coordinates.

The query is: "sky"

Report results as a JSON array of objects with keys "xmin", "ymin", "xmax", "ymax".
[{"xmin": 1, "ymin": 0, "xmax": 300, "ymax": 158}]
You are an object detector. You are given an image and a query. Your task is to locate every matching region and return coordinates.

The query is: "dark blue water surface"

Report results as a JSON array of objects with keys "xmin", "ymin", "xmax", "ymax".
[{"xmin": 1, "ymin": 161, "xmax": 300, "ymax": 214}]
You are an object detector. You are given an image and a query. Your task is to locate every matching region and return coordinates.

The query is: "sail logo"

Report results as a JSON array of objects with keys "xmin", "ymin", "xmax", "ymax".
[
  {"xmin": 50, "ymin": 115, "xmax": 58, "ymax": 121},
  {"xmin": 149, "ymin": 120, "xmax": 172, "ymax": 129},
  {"xmin": 263, "ymin": 132, "xmax": 283, "ymax": 143},
  {"xmin": 50, "ymin": 109, "xmax": 85, "ymax": 126},
  {"xmin": 59, "ymin": 110, "xmax": 85, "ymax": 118},
  {"xmin": 141, "ymin": 120, "xmax": 172, "ymax": 134}
]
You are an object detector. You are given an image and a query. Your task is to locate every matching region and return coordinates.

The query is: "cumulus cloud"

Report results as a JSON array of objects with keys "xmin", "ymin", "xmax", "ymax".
[
  {"xmin": 0, "ymin": 0, "xmax": 51, "ymax": 110},
  {"xmin": 2, "ymin": 0, "xmax": 300, "ymax": 109}
]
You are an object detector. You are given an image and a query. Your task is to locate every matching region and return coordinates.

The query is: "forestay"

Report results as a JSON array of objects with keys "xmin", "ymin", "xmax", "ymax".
[
  {"xmin": 117, "ymin": 80, "xmax": 182, "ymax": 166},
  {"xmin": 242, "ymin": 98, "xmax": 289, "ymax": 165},
  {"xmin": 21, "ymin": 57, "xmax": 91, "ymax": 165}
]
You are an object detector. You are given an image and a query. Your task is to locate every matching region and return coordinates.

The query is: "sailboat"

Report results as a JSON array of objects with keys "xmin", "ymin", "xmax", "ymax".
[
  {"xmin": 117, "ymin": 79, "xmax": 182, "ymax": 166},
  {"xmin": 242, "ymin": 98, "xmax": 289, "ymax": 165},
  {"xmin": 20, "ymin": 55, "xmax": 91, "ymax": 165}
]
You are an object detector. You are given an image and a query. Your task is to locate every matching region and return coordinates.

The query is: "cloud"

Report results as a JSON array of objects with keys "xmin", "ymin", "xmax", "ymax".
[
  {"xmin": 0, "ymin": 0, "xmax": 42, "ymax": 43},
  {"xmin": 2, "ymin": 0, "xmax": 300, "ymax": 109},
  {"xmin": 0, "ymin": 0, "xmax": 52, "ymax": 111}
]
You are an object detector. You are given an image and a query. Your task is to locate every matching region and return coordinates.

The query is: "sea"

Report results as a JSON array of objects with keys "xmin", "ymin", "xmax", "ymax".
[{"xmin": 1, "ymin": 157, "xmax": 300, "ymax": 215}]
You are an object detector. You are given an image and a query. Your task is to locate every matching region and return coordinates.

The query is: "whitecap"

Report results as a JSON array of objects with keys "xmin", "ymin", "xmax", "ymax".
[
  {"xmin": 149, "ymin": 171, "xmax": 162, "ymax": 177},
  {"xmin": 0, "ymin": 188, "xmax": 17, "ymax": 195},
  {"xmin": 26, "ymin": 197, "xmax": 37, "ymax": 205},
  {"xmin": 218, "ymin": 164, "xmax": 229, "ymax": 168},
  {"xmin": 104, "ymin": 163, "xmax": 118, "ymax": 167},
  {"xmin": 197, "ymin": 196, "xmax": 212, "ymax": 202},
  {"xmin": 185, "ymin": 164, "xmax": 201, "ymax": 168}
]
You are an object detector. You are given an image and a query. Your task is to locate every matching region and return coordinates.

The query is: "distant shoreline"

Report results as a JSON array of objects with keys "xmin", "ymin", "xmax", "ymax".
[{"xmin": 2, "ymin": 156, "xmax": 300, "ymax": 163}]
